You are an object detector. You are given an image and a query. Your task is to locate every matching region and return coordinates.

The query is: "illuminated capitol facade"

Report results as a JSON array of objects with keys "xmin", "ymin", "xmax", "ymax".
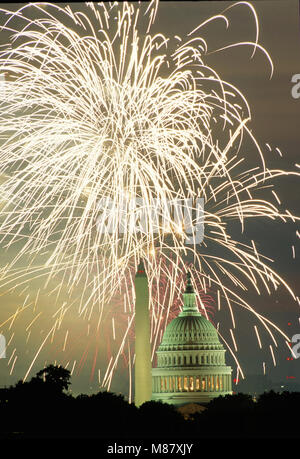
[{"xmin": 152, "ymin": 273, "xmax": 232, "ymax": 405}]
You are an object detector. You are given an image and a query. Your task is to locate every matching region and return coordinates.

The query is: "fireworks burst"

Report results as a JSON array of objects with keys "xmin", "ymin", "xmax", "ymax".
[{"xmin": 0, "ymin": 1, "xmax": 298, "ymax": 389}]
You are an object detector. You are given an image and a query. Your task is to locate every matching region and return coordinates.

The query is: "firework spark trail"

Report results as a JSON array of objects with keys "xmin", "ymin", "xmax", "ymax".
[{"xmin": 0, "ymin": 1, "xmax": 298, "ymax": 385}]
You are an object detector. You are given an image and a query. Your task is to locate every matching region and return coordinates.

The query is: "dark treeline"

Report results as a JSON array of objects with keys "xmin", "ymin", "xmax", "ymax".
[{"xmin": 0, "ymin": 365, "xmax": 300, "ymax": 439}]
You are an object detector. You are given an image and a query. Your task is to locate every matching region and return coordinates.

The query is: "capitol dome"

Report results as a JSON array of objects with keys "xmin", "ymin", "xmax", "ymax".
[
  {"xmin": 159, "ymin": 315, "xmax": 223, "ymax": 348},
  {"xmin": 152, "ymin": 272, "xmax": 232, "ymax": 405}
]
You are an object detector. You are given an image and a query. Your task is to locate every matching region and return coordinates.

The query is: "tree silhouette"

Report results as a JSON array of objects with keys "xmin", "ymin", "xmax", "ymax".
[
  {"xmin": 32, "ymin": 364, "xmax": 71, "ymax": 394},
  {"xmin": 254, "ymin": 390, "xmax": 300, "ymax": 437},
  {"xmin": 193, "ymin": 393, "xmax": 255, "ymax": 437},
  {"xmin": 2, "ymin": 366, "xmax": 300, "ymax": 439},
  {"xmin": 138, "ymin": 400, "xmax": 186, "ymax": 437}
]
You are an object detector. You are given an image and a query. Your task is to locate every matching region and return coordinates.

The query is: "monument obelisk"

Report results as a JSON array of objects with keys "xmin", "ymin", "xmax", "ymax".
[{"xmin": 134, "ymin": 259, "xmax": 152, "ymax": 406}]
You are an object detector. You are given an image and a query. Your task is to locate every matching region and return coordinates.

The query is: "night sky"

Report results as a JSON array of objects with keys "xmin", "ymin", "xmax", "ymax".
[{"xmin": 0, "ymin": 1, "xmax": 299, "ymax": 398}]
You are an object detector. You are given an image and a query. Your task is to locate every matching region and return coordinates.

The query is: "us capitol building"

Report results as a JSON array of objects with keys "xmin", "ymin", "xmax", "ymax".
[{"xmin": 152, "ymin": 273, "xmax": 232, "ymax": 406}]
